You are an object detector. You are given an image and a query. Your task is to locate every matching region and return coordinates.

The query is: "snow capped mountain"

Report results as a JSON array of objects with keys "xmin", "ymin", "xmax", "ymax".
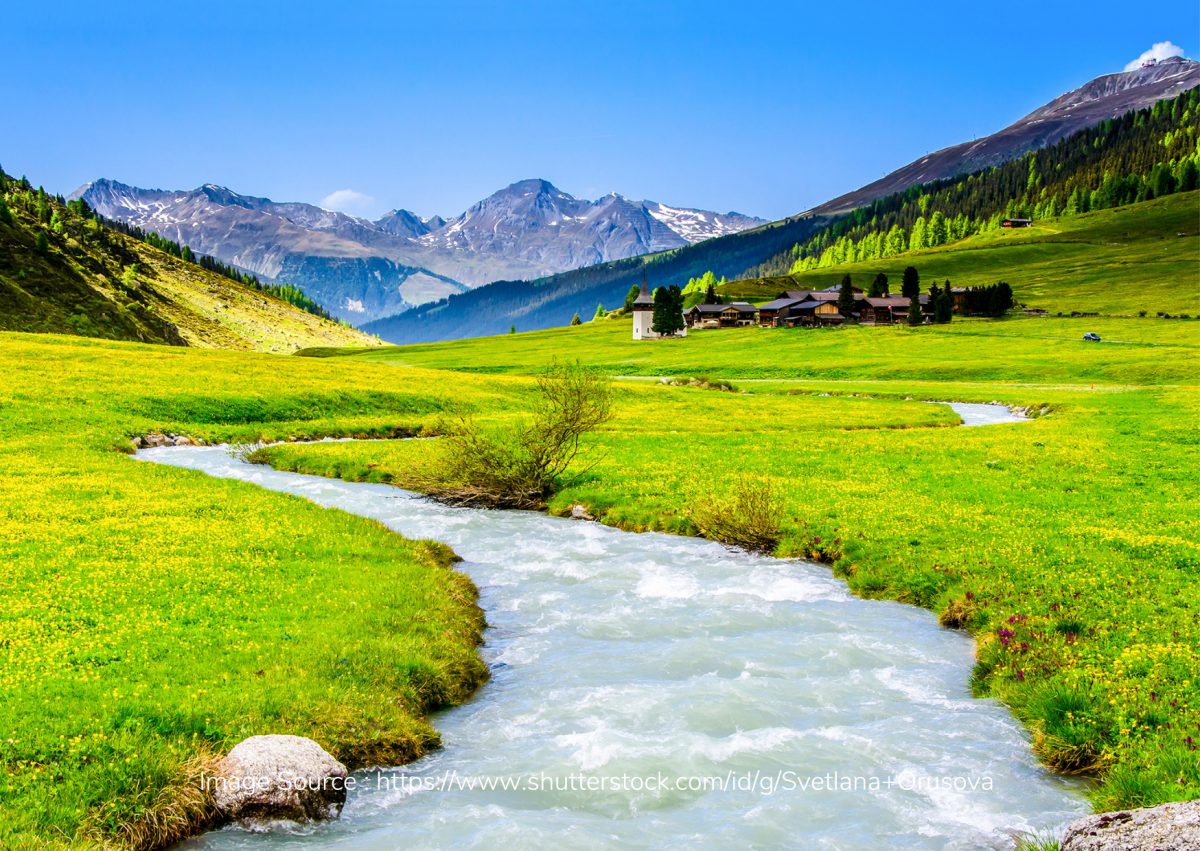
[
  {"xmin": 809, "ymin": 56, "xmax": 1200, "ymax": 216},
  {"xmin": 413, "ymin": 179, "xmax": 765, "ymax": 270},
  {"xmin": 71, "ymin": 177, "xmax": 766, "ymax": 320}
]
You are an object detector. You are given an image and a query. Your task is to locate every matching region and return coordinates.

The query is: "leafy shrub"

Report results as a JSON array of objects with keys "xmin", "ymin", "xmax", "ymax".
[
  {"xmin": 403, "ymin": 361, "xmax": 612, "ymax": 509},
  {"xmin": 689, "ymin": 474, "xmax": 783, "ymax": 553}
]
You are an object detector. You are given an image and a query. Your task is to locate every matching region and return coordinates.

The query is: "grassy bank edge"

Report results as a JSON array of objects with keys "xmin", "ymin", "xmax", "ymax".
[{"xmin": 20, "ymin": 436, "xmax": 489, "ymax": 851}]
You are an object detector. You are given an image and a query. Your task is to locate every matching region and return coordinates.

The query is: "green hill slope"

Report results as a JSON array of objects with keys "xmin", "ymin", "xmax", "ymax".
[
  {"xmin": 0, "ymin": 174, "xmax": 381, "ymax": 353},
  {"xmin": 724, "ymin": 191, "xmax": 1199, "ymax": 316}
]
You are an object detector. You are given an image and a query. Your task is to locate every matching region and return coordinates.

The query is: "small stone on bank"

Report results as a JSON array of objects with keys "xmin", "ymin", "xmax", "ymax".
[{"xmin": 210, "ymin": 734, "xmax": 349, "ymax": 827}]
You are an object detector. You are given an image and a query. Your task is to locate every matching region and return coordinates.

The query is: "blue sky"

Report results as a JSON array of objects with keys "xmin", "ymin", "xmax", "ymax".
[{"xmin": 3, "ymin": 1, "xmax": 1195, "ymax": 221}]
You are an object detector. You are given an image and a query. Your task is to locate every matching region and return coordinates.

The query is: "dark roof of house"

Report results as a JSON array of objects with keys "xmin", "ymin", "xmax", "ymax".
[
  {"xmin": 691, "ymin": 304, "xmax": 728, "ymax": 313},
  {"xmin": 728, "ymin": 302, "xmax": 758, "ymax": 312},
  {"xmin": 758, "ymin": 298, "xmax": 805, "ymax": 311},
  {"xmin": 783, "ymin": 291, "xmax": 839, "ymax": 302},
  {"xmin": 863, "ymin": 297, "xmax": 895, "ymax": 307},
  {"xmin": 881, "ymin": 294, "xmax": 930, "ymax": 306}
]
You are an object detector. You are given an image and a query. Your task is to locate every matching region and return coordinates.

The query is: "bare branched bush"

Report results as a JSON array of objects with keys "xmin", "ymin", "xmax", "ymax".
[
  {"xmin": 690, "ymin": 475, "xmax": 784, "ymax": 554},
  {"xmin": 403, "ymin": 361, "xmax": 612, "ymax": 509}
]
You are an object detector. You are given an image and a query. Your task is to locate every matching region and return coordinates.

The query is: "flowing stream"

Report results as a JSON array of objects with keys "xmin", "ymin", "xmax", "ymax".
[{"xmin": 143, "ymin": 403, "xmax": 1083, "ymax": 850}]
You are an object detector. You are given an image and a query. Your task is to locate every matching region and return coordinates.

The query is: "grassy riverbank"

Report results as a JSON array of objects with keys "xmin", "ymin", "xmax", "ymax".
[
  {"xmin": 278, "ymin": 316, "xmax": 1200, "ymax": 811},
  {"xmin": 0, "ymin": 334, "xmax": 545, "ymax": 849}
]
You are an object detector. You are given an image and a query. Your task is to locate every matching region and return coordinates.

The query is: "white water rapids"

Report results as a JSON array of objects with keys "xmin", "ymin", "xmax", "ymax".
[{"xmin": 141, "ymin": 403, "xmax": 1084, "ymax": 850}]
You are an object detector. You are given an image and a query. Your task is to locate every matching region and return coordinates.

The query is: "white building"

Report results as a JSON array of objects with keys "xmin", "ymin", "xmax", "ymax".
[{"xmin": 632, "ymin": 275, "xmax": 687, "ymax": 340}]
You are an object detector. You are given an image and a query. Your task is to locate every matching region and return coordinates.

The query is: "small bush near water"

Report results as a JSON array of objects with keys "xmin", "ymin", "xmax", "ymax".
[
  {"xmin": 689, "ymin": 475, "xmax": 784, "ymax": 553},
  {"xmin": 402, "ymin": 361, "xmax": 613, "ymax": 509}
]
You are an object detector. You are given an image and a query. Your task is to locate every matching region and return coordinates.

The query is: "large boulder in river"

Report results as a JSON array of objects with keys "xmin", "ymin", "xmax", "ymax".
[
  {"xmin": 1060, "ymin": 800, "xmax": 1200, "ymax": 851},
  {"xmin": 210, "ymin": 735, "xmax": 349, "ymax": 825}
]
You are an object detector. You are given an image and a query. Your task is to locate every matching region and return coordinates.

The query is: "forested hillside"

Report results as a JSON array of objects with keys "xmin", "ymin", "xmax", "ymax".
[
  {"xmin": 0, "ymin": 169, "xmax": 380, "ymax": 352},
  {"xmin": 751, "ymin": 88, "xmax": 1199, "ymax": 277}
]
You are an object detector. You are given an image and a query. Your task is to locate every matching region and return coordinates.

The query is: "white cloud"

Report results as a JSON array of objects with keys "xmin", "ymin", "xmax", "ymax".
[
  {"xmin": 320, "ymin": 189, "xmax": 375, "ymax": 213},
  {"xmin": 1124, "ymin": 41, "xmax": 1186, "ymax": 72}
]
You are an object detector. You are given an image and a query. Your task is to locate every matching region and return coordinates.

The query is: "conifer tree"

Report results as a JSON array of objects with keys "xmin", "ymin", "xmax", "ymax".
[
  {"xmin": 510, "ymin": 324, "xmax": 516, "ymax": 334},
  {"xmin": 570, "ymin": 313, "xmax": 582, "ymax": 326},
  {"xmin": 0, "ymin": 198, "xmax": 11, "ymax": 226},
  {"xmin": 901, "ymin": 266, "xmax": 920, "ymax": 299},
  {"xmin": 907, "ymin": 293, "xmax": 923, "ymax": 326},
  {"xmin": 35, "ymin": 231, "xmax": 49, "ymax": 253},
  {"xmin": 837, "ymin": 274, "xmax": 856, "ymax": 318},
  {"xmin": 592, "ymin": 303, "xmax": 606, "ymax": 321},
  {"xmin": 652, "ymin": 285, "xmax": 685, "ymax": 336},
  {"xmin": 1180, "ymin": 159, "xmax": 1199, "ymax": 192},
  {"xmin": 868, "ymin": 272, "xmax": 888, "ymax": 297}
]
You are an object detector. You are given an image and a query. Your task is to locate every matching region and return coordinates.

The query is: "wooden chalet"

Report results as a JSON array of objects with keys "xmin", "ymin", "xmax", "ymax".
[
  {"xmin": 1002, "ymin": 218, "xmax": 1032, "ymax": 228},
  {"xmin": 860, "ymin": 297, "xmax": 896, "ymax": 325},
  {"xmin": 685, "ymin": 301, "xmax": 758, "ymax": 329},
  {"xmin": 684, "ymin": 304, "xmax": 726, "ymax": 329},
  {"xmin": 813, "ymin": 301, "xmax": 846, "ymax": 325},
  {"xmin": 880, "ymin": 294, "xmax": 932, "ymax": 323},
  {"xmin": 757, "ymin": 297, "xmax": 805, "ymax": 327},
  {"xmin": 728, "ymin": 302, "xmax": 758, "ymax": 326}
]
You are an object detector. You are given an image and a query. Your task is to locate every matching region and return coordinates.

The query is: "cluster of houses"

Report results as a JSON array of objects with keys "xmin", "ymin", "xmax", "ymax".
[{"xmin": 681, "ymin": 285, "xmax": 964, "ymax": 330}]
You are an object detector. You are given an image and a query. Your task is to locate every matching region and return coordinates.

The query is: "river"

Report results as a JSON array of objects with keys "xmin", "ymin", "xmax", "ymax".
[{"xmin": 142, "ymin": 402, "xmax": 1082, "ymax": 850}]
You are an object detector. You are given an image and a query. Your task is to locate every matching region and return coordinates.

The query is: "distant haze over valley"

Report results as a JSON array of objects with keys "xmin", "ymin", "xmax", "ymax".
[{"xmin": 70, "ymin": 178, "xmax": 766, "ymax": 322}]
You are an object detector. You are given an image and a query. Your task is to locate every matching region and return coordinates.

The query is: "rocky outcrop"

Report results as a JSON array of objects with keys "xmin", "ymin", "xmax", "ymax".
[
  {"xmin": 1060, "ymin": 800, "xmax": 1200, "ymax": 851},
  {"xmin": 209, "ymin": 735, "xmax": 349, "ymax": 826}
]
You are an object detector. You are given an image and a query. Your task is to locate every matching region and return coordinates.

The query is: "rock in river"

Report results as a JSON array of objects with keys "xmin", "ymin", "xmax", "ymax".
[{"xmin": 210, "ymin": 735, "xmax": 349, "ymax": 825}]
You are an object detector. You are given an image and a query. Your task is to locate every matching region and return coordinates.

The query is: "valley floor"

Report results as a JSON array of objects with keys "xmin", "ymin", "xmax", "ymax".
[{"xmin": 0, "ymin": 311, "xmax": 1196, "ymax": 848}]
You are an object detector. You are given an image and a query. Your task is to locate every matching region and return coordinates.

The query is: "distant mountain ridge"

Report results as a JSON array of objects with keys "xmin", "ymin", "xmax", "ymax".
[
  {"xmin": 809, "ymin": 56, "xmax": 1200, "ymax": 216},
  {"xmin": 70, "ymin": 177, "xmax": 766, "ymax": 321}
]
